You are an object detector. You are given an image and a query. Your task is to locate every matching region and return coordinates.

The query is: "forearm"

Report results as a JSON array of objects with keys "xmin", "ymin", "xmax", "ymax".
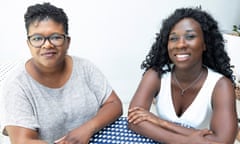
[
  {"xmin": 204, "ymin": 129, "xmax": 237, "ymax": 144},
  {"xmin": 128, "ymin": 120, "xmax": 186, "ymax": 144},
  {"xmin": 87, "ymin": 98, "xmax": 123, "ymax": 134},
  {"xmin": 157, "ymin": 118, "xmax": 196, "ymax": 136},
  {"xmin": 24, "ymin": 140, "xmax": 48, "ymax": 144},
  {"xmin": 6, "ymin": 126, "xmax": 49, "ymax": 144},
  {"xmin": 9, "ymin": 138, "xmax": 48, "ymax": 144}
]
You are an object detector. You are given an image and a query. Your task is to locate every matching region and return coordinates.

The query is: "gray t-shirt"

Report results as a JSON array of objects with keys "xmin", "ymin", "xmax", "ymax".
[{"xmin": 0, "ymin": 56, "xmax": 112, "ymax": 143}]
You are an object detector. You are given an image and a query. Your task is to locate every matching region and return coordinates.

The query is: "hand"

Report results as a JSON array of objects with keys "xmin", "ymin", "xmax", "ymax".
[
  {"xmin": 54, "ymin": 125, "xmax": 93, "ymax": 144},
  {"xmin": 128, "ymin": 106, "xmax": 160, "ymax": 125}
]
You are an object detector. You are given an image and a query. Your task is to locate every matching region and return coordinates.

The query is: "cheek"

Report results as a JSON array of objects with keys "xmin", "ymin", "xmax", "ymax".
[
  {"xmin": 60, "ymin": 45, "xmax": 69, "ymax": 55},
  {"xmin": 167, "ymin": 46, "xmax": 174, "ymax": 59},
  {"xmin": 194, "ymin": 39, "xmax": 205, "ymax": 48},
  {"xmin": 167, "ymin": 43, "xmax": 174, "ymax": 53},
  {"xmin": 167, "ymin": 40, "xmax": 178, "ymax": 51},
  {"xmin": 64, "ymin": 40, "xmax": 70, "ymax": 50},
  {"xmin": 29, "ymin": 49, "xmax": 39, "ymax": 58}
]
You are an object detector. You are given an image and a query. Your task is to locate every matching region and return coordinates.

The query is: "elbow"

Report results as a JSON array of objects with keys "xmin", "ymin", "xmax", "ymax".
[
  {"xmin": 115, "ymin": 99, "xmax": 123, "ymax": 118},
  {"xmin": 117, "ymin": 99, "xmax": 123, "ymax": 116},
  {"xmin": 118, "ymin": 104, "xmax": 123, "ymax": 117},
  {"xmin": 127, "ymin": 121, "xmax": 141, "ymax": 133}
]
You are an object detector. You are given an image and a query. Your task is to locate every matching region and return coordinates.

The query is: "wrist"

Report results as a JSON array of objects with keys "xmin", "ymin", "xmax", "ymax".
[
  {"xmin": 159, "ymin": 119, "xmax": 169, "ymax": 128},
  {"xmin": 87, "ymin": 121, "xmax": 98, "ymax": 135}
]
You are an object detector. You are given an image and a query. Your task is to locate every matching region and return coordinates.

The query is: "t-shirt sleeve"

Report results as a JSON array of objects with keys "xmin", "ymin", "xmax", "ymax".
[
  {"xmin": 0, "ymin": 73, "xmax": 39, "ymax": 135},
  {"xmin": 83, "ymin": 60, "xmax": 113, "ymax": 106}
]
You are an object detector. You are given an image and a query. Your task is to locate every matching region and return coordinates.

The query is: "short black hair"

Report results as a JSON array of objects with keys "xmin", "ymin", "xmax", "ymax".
[
  {"xmin": 141, "ymin": 7, "xmax": 234, "ymax": 83},
  {"xmin": 24, "ymin": 2, "xmax": 69, "ymax": 35}
]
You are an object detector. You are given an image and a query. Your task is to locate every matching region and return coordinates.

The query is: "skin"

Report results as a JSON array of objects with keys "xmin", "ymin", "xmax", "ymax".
[
  {"xmin": 6, "ymin": 19, "xmax": 123, "ymax": 144},
  {"xmin": 128, "ymin": 18, "xmax": 238, "ymax": 144}
]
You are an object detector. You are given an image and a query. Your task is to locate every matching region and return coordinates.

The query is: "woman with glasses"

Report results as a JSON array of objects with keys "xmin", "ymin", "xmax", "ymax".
[
  {"xmin": 1, "ymin": 2, "xmax": 122, "ymax": 144},
  {"xmin": 128, "ymin": 8, "xmax": 237, "ymax": 144}
]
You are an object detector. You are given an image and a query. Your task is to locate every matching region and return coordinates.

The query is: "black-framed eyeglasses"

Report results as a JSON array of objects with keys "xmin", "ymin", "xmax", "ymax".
[{"xmin": 27, "ymin": 33, "xmax": 68, "ymax": 48}]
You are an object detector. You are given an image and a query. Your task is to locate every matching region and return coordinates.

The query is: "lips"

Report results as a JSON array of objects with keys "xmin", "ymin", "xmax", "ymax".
[
  {"xmin": 175, "ymin": 53, "xmax": 190, "ymax": 61},
  {"xmin": 41, "ymin": 51, "xmax": 57, "ymax": 57}
]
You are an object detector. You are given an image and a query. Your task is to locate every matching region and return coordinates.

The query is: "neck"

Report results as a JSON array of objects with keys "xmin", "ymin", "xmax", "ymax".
[
  {"xmin": 30, "ymin": 58, "xmax": 66, "ymax": 77},
  {"xmin": 173, "ymin": 65, "xmax": 203, "ymax": 82},
  {"xmin": 173, "ymin": 66, "xmax": 204, "ymax": 96}
]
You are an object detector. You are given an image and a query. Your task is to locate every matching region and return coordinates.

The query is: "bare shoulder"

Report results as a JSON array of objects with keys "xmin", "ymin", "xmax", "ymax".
[
  {"xmin": 139, "ymin": 69, "xmax": 161, "ymax": 93},
  {"xmin": 129, "ymin": 69, "xmax": 161, "ymax": 109},
  {"xmin": 214, "ymin": 76, "xmax": 234, "ymax": 94},
  {"xmin": 212, "ymin": 76, "xmax": 235, "ymax": 105},
  {"xmin": 142, "ymin": 68, "xmax": 160, "ymax": 83}
]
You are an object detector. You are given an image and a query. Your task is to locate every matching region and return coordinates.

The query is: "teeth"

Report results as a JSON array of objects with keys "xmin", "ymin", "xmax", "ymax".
[{"xmin": 176, "ymin": 54, "xmax": 189, "ymax": 58}]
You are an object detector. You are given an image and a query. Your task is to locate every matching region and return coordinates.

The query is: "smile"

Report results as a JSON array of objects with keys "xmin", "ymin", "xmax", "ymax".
[
  {"xmin": 175, "ymin": 54, "xmax": 190, "ymax": 61},
  {"xmin": 175, "ymin": 54, "xmax": 190, "ymax": 58}
]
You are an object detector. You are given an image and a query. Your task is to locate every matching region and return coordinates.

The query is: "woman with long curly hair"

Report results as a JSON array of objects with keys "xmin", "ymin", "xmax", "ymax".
[{"xmin": 128, "ymin": 7, "xmax": 238, "ymax": 144}]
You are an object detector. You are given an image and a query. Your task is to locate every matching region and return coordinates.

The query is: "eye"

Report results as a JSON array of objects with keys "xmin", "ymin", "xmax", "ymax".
[
  {"xmin": 50, "ymin": 34, "xmax": 64, "ymax": 41},
  {"xmin": 169, "ymin": 35, "xmax": 179, "ymax": 42},
  {"xmin": 184, "ymin": 34, "xmax": 196, "ymax": 40},
  {"xmin": 30, "ymin": 35, "xmax": 44, "ymax": 42}
]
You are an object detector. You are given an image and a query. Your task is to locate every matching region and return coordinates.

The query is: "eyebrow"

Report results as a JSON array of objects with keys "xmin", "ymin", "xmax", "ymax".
[
  {"xmin": 186, "ymin": 29, "xmax": 195, "ymax": 33},
  {"xmin": 169, "ymin": 29, "xmax": 196, "ymax": 35}
]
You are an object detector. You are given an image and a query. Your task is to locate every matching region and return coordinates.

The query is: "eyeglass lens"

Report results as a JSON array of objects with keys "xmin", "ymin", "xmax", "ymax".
[{"xmin": 28, "ymin": 33, "xmax": 66, "ymax": 48}]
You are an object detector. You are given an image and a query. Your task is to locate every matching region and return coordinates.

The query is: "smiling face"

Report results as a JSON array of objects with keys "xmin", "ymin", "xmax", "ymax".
[
  {"xmin": 167, "ymin": 18, "xmax": 205, "ymax": 69},
  {"xmin": 27, "ymin": 19, "xmax": 70, "ymax": 69}
]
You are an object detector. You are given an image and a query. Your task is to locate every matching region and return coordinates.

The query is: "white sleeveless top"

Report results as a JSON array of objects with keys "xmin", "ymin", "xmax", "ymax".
[{"xmin": 156, "ymin": 68, "xmax": 222, "ymax": 129}]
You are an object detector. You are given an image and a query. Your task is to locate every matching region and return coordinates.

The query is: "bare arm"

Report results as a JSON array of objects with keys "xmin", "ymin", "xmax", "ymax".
[
  {"xmin": 95, "ymin": 91, "xmax": 122, "ymax": 126},
  {"xmin": 6, "ymin": 126, "xmax": 48, "ymax": 144},
  {"xmin": 204, "ymin": 77, "xmax": 238, "ymax": 143},
  {"xmin": 84, "ymin": 90, "xmax": 123, "ymax": 133}
]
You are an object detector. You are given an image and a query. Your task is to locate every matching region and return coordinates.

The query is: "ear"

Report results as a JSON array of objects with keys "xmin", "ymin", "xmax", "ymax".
[
  {"xmin": 67, "ymin": 36, "xmax": 71, "ymax": 43},
  {"xmin": 65, "ymin": 36, "xmax": 71, "ymax": 50}
]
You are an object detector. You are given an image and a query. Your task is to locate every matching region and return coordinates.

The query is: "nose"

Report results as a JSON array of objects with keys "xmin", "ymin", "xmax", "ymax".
[
  {"xmin": 176, "ymin": 37, "xmax": 187, "ymax": 49},
  {"xmin": 42, "ymin": 38, "xmax": 54, "ymax": 48}
]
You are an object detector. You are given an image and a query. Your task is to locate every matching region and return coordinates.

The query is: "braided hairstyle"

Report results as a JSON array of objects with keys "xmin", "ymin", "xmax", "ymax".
[
  {"xmin": 24, "ymin": 2, "xmax": 69, "ymax": 35},
  {"xmin": 141, "ymin": 7, "xmax": 234, "ymax": 84}
]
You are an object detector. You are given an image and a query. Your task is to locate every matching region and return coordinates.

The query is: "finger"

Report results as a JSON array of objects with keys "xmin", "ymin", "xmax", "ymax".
[
  {"xmin": 128, "ymin": 113, "xmax": 141, "ymax": 123},
  {"xmin": 128, "ymin": 109, "xmax": 143, "ymax": 120},
  {"xmin": 133, "ymin": 115, "xmax": 149, "ymax": 124},
  {"xmin": 199, "ymin": 129, "xmax": 213, "ymax": 136},
  {"xmin": 54, "ymin": 136, "xmax": 66, "ymax": 144},
  {"xmin": 128, "ymin": 106, "xmax": 142, "ymax": 113},
  {"xmin": 128, "ymin": 115, "xmax": 146, "ymax": 124},
  {"xmin": 128, "ymin": 109, "xmax": 145, "ymax": 121},
  {"xmin": 128, "ymin": 107, "xmax": 146, "ymax": 116},
  {"xmin": 128, "ymin": 112, "xmax": 149, "ymax": 124}
]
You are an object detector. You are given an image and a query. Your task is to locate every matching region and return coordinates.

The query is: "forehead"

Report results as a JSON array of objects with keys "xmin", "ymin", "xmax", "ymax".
[
  {"xmin": 28, "ymin": 19, "xmax": 64, "ymax": 35},
  {"xmin": 171, "ymin": 18, "xmax": 202, "ymax": 33}
]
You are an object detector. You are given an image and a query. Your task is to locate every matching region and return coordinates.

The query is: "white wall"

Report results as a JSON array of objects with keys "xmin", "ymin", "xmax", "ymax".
[
  {"xmin": 223, "ymin": 34, "xmax": 240, "ymax": 83},
  {"xmin": 1, "ymin": 0, "xmax": 240, "ymax": 103}
]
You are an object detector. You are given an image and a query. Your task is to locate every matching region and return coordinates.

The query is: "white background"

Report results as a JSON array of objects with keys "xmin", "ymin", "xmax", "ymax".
[{"xmin": 1, "ymin": 0, "xmax": 240, "ymax": 103}]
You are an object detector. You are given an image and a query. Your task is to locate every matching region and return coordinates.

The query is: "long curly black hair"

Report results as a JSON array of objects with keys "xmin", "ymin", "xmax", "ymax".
[
  {"xmin": 24, "ymin": 2, "xmax": 69, "ymax": 35},
  {"xmin": 141, "ymin": 7, "xmax": 234, "ymax": 84}
]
